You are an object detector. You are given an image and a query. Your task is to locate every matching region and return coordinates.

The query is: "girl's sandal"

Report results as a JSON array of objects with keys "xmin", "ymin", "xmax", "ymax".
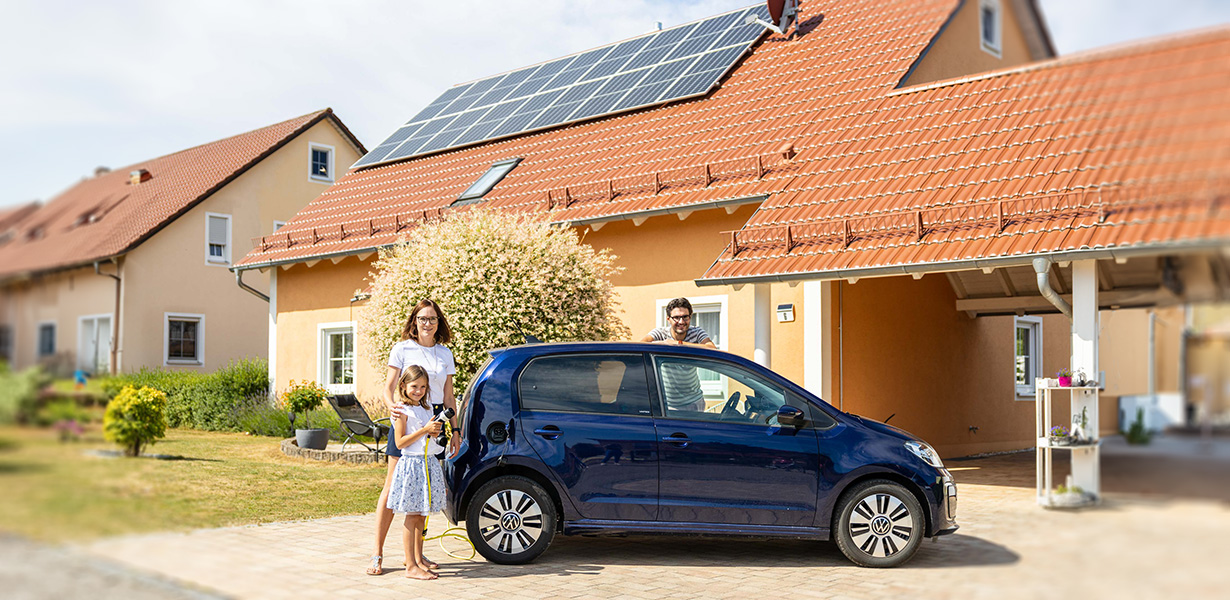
[{"xmin": 365, "ymin": 555, "xmax": 383, "ymax": 576}]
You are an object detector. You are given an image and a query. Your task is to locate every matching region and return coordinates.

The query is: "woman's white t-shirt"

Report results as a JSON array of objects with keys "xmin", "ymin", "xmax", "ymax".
[
  {"xmin": 392, "ymin": 404, "xmax": 435, "ymax": 457},
  {"xmin": 388, "ymin": 339, "xmax": 456, "ymax": 406}
]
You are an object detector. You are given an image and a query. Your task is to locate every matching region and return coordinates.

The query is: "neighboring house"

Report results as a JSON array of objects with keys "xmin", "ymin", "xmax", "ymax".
[
  {"xmin": 0, "ymin": 109, "xmax": 364, "ymax": 376},
  {"xmin": 234, "ymin": 1, "xmax": 1228, "ymax": 456}
]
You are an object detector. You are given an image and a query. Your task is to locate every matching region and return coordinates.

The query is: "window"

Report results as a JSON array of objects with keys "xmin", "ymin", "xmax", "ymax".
[
  {"xmin": 273, "ymin": 220, "xmax": 286, "ymax": 232},
  {"xmin": 454, "ymin": 158, "xmax": 522, "ymax": 205},
  {"xmin": 319, "ymin": 322, "xmax": 355, "ymax": 393},
  {"xmin": 205, "ymin": 213, "xmax": 231, "ymax": 265},
  {"xmin": 979, "ymin": 0, "xmax": 1002, "ymax": 57},
  {"xmin": 654, "ymin": 355, "xmax": 808, "ymax": 426},
  {"xmin": 37, "ymin": 322, "xmax": 56, "ymax": 357},
  {"xmin": 309, "ymin": 143, "xmax": 334, "ymax": 182},
  {"xmin": 0, "ymin": 324, "xmax": 12, "ymax": 363},
  {"xmin": 165, "ymin": 313, "xmax": 204, "ymax": 365},
  {"xmin": 518, "ymin": 354, "xmax": 652, "ymax": 416},
  {"xmin": 1014, "ymin": 316, "xmax": 1042, "ymax": 397}
]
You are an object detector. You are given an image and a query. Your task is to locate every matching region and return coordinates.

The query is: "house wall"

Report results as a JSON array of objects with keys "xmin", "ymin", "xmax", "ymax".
[
  {"xmin": 0, "ymin": 266, "xmax": 117, "ymax": 375},
  {"xmin": 901, "ymin": 0, "xmax": 1037, "ymax": 87}
]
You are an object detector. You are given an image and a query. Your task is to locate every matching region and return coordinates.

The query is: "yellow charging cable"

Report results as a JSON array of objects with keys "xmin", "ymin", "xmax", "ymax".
[{"xmin": 423, "ymin": 421, "xmax": 476, "ymax": 560}]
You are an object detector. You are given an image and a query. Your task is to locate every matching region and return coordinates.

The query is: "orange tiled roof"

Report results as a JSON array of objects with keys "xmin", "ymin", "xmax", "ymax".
[
  {"xmin": 0, "ymin": 202, "xmax": 39, "ymax": 236},
  {"xmin": 0, "ymin": 109, "xmax": 358, "ymax": 282},
  {"xmin": 235, "ymin": 0, "xmax": 963, "ymax": 268}
]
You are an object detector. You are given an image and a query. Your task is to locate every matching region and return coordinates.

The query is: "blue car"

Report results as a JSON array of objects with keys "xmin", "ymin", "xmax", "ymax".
[{"xmin": 443, "ymin": 342, "xmax": 958, "ymax": 568}]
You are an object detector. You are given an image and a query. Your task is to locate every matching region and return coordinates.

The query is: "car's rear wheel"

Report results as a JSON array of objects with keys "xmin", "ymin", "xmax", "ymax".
[
  {"xmin": 833, "ymin": 479, "xmax": 925, "ymax": 568},
  {"xmin": 465, "ymin": 475, "xmax": 556, "ymax": 564}
]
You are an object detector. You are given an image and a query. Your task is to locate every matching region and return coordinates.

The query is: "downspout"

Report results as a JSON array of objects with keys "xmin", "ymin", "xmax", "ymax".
[
  {"xmin": 1032, "ymin": 258, "xmax": 1072, "ymax": 319},
  {"xmin": 93, "ymin": 259, "xmax": 121, "ymax": 375},
  {"xmin": 235, "ymin": 269, "xmax": 270, "ymax": 303}
]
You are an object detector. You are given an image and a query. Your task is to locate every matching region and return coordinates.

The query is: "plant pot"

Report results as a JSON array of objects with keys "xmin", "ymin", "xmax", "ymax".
[
  {"xmin": 1058, "ymin": 376, "xmax": 1072, "ymax": 387},
  {"xmin": 296, "ymin": 428, "xmax": 329, "ymax": 450},
  {"xmin": 1050, "ymin": 436, "xmax": 1070, "ymax": 446}
]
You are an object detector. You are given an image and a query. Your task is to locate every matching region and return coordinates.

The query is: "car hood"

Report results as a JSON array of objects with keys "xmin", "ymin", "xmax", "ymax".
[{"xmin": 849, "ymin": 414, "xmax": 917, "ymax": 443}]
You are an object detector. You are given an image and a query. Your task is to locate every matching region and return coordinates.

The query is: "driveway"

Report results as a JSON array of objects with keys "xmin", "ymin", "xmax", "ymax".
[{"xmin": 72, "ymin": 437, "xmax": 1228, "ymax": 600}]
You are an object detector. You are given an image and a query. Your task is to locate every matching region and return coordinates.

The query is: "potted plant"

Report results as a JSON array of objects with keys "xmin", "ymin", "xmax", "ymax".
[
  {"xmin": 1049, "ymin": 424, "xmax": 1071, "ymax": 446},
  {"xmin": 283, "ymin": 380, "xmax": 331, "ymax": 450},
  {"xmin": 1056, "ymin": 368, "xmax": 1073, "ymax": 387},
  {"xmin": 1071, "ymin": 406, "xmax": 1090, "ymax": 443}
]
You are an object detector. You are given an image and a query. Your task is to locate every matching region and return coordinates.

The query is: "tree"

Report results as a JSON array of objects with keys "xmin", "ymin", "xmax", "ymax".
[
  {"xmin": 360, "ymin": 208, "xmax": 629, "ymax": 392},
  {"xmin": 103, "ymin": 386, "xmax": 168, "ymax": 457}
]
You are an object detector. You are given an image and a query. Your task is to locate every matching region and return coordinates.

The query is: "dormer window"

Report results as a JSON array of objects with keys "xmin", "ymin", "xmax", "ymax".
[
  {"xmin": 310, "ymin": 143, "xmax": 334, "ymax": 182},
  {"xmin": 979, "ymin": 0, "xmax": 1002, "ymax": 57},
  {"xmin": 454, "ymin": 158, "xmax": 522, "ymax": 206}
]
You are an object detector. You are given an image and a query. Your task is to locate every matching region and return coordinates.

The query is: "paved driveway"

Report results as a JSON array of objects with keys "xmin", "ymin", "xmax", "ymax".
[{"xmin": 78, "ymin": 445, "xmax": 1228, "ymax": 600}]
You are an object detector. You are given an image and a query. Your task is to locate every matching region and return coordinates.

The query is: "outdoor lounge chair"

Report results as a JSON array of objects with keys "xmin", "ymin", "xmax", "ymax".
[{"xmin": 327, "ymin": 394, "xmax": 390, "ymax": 455}]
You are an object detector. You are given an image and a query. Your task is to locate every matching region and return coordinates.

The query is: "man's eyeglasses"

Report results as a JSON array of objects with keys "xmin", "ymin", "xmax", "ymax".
[
  {"xmin": 668, "ymin": 314, "xmax": 691, "ymax": 322},
  {"xmin": 416, "ymin": 316, "xmax": 439, "ymax": 324}
]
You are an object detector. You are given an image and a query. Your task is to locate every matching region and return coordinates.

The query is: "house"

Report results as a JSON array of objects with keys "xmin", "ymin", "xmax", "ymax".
[
  {"xmin": 0, "ymin": 109, "xmax": 365, "ymax": 376},
  {"xmin": 233, "ymin": 1, "xmax": 1228, "ymax": 456}
]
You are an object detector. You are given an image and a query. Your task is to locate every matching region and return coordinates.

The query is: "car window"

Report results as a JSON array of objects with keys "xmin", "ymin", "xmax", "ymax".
[
  {"xmin": 790, "ymin": 392, "xmax": 837, "ymax": 429},
  {"xmin": 518, "ymin": 354, "xmax": 652, "ymax": 416},
  {"xmin": 653, "ymin": 356, "xmax": 791, "ymax": 425}
]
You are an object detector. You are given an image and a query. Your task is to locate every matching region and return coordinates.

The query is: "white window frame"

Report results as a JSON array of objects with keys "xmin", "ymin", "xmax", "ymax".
[
  {"xmin": 77, "ymin": 313, "xmax": 113, "ymax": 374},
  {"xmin": 309, "ymin": 142, "xmax": 335, "ymax": 183},
  {"xmin": 36, "ymin": 320, "xmax": 56, "ymax": 358},
  {"xmin": 205, "ymin": 212, "xmax": 232, "ymax": 266},
  {"xmin": 656, "ymin": 295, "xmax": 728, "ymax": 401},
  {"xmin": 317, "ymin": 321, "xmax": 356, "ymax": 394},
  {"xmin": 164, "ymin": 313, "xmax": 205, "ymax": 367},
  {"xmin": 0, "ymin": 323, "xmax": 13, "ymax": 363},
  {"xmin": 979, "ymin": 0, "xmax": 1002, "ymax": 58},
  {"xmin": 1014, "ymin": 316, "xmax": 1042, "ymax": 398}
]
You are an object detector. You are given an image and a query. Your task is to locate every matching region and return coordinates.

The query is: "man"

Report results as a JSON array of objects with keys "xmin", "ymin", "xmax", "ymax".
[{"xmin": 641, "ymin": 298, "xmax": 715, "ymax": 412}]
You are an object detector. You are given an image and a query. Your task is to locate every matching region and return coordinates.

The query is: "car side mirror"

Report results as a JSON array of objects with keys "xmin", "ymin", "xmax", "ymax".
[{"xmin": 777, "ymin": 405, "xmax": 806, "ymax": 428}]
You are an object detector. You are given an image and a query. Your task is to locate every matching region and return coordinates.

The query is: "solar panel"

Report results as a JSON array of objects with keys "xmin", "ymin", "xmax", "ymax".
[{"xmin": 352, "ymin": 3, "xmax": 769, "ymax": 169}]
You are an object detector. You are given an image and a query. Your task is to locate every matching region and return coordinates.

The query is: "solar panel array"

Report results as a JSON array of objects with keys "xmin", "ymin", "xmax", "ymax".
[{"xmin": 354, "ymin": 3, "xmax": 770, "ymax": 169}]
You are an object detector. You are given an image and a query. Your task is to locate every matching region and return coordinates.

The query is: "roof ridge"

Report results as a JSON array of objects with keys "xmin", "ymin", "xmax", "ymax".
[{"xmin": 891, "ymin": 24, "xmax": 1230, "ymax": 97}]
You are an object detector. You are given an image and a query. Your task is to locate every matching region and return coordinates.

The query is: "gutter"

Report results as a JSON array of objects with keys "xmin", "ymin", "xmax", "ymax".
[
  {"xmin": 235, "ymin": 269, "xmax": 270, "ymax": 302},
  {"xmin": 1032, "ymin": 257, "xmax": 1072, "ymax": 318},
  {"xmin": 93, "ymin": 259, "xmax": 122, "ymax": 375},
  {"xmin": 552, "ymin": 194, "xmax": 769, "ymax": 228},
  {"xmin": 695, "ymin": 240, "xmax": 1230, "ymax": 287}
]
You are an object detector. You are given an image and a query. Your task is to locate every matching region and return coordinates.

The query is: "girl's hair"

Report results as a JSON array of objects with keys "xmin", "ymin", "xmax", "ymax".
[
  {"xmin": 397, "ymin": 365, "xmax": 432, "ymax": 409},
  {"xmin": 400, "ymin": 299, "xmax": 452, "ymax": 344}
]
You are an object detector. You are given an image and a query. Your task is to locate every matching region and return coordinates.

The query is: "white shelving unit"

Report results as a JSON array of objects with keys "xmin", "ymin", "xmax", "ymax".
[{"xmin": 1035, "ymin": 379, "xmax": 1101, "ymax": 508}]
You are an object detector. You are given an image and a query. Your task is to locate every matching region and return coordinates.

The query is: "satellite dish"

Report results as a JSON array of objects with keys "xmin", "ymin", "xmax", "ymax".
[{"xmin": 746, "ymin": 0, "xmax": 802, "ymax": 36}]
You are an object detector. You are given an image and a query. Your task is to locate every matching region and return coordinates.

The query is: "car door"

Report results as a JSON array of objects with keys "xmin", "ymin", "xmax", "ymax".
[
  {"xmin": 652, "ymin": 354, "xmax": 820, "ymax": 527},
  {"xmin": 517, "ymin": 352, "xmax": 659, "ymax": 521}
]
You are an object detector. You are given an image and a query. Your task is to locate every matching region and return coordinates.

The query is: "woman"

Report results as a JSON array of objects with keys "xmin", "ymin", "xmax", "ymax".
[{"xmin": 367, "ymin": 299, "xmax": 459, "ymax": 576}]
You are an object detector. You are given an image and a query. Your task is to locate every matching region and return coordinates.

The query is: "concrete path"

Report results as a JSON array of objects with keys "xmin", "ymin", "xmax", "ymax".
[{"xmin": 77, "ymin": 454, "xmax": 1228, "ymax": 600}]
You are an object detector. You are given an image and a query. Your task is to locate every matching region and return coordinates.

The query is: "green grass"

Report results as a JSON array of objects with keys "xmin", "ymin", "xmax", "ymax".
[{"xmin": 0, "ymin": 425, "xmax": 385, "ymax": 542}]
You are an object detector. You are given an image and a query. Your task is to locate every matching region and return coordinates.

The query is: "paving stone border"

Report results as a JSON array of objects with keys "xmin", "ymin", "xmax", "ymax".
[{"xmin": 279, "ymin": 438, "xmax": 385, "ymax": 464}]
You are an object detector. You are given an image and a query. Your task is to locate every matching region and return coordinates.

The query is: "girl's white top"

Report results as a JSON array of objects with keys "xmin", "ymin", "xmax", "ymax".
[
  {"xmin": 388, "ymin": 339, "xmax": 456, "ymax": 406},
  {"xmin": 391, "ymin": 404, "xmax": 435, "ymax": 457}
]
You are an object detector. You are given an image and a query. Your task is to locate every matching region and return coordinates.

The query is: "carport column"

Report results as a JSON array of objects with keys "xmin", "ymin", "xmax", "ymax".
[
  {"xmin": 802, "ymin": 280, "xmax": 832, "ymax": 401},
  {"xmin": 753, "ymin": 283, "xmax": 771, "ymax": 367},
  {"xmin": 1070, "ymin": 260, "xmax": 1100, "ymax": 496}
]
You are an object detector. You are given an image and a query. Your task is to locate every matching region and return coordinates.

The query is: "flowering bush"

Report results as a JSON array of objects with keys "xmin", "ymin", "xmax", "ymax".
[
  {"xmin": 281, "ymin": 379, "xmax": 331, "ymax": 429},
  {"xmin": 103, "ymin": 386, "xmax": 168, "ymax": 457},
  {"xmin": 360, "ymin": 208, "xmax": 629, "ymax": 392}
]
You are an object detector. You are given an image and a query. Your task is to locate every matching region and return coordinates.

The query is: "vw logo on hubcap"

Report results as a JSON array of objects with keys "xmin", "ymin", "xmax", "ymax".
[
  {"xmin": 870, "ymin": 515, "xmax": 892, "ymax": 536},
  {"xmin": 500, "ymin": 512, "xmax": 522, "ymax": 531}
]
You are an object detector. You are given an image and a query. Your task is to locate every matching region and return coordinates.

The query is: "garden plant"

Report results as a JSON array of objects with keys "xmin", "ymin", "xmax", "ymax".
[{"xmin": 103, "ymin": 385, "xmax": 168, "ymax": 457}]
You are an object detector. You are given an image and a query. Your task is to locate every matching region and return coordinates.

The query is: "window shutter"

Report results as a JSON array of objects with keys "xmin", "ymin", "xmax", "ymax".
[{"xmin": 208, "ymin": 215, "xmax": 228, "ymax": 245}]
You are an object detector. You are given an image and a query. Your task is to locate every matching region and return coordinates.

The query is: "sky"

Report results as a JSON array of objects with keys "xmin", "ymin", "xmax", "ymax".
[{"xmin": 2, "ymin": 0, "xmax": 1228, "ymax": 210}]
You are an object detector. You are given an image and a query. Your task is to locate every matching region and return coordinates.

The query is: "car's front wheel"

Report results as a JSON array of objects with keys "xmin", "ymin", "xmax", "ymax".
[
  {"xmin": 833, "ymin": 479, "xmax": 925, "ymax": 568},
  {"xmin": 465, "ymin": 475, "xmax": 557, "ymax": 564}
]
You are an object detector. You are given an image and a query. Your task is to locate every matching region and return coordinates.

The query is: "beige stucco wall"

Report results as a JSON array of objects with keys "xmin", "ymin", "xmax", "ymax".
[
  {"xmin": 0, "ymin": 266, "xmax": 118, "ymax": 375},
  {"xmin": 0, "ymin": 118, "xmax": 362, "ymax": 376},
  {"xmin": 902, "ymin": 0, "xmax": 1037, "ymax": 87}
]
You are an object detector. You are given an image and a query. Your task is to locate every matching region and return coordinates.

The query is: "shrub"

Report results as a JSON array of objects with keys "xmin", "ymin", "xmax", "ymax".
[
  {"xmin": 0, "ymin": 365, "xmax": 52, "ymax": 425},
  {"xmin": 282, "ymin": 380, "xmax": 330, "ymax": 430},
  {"xmin": 99, "ymin": 359, "xmax": 268, "ymax": 431},
  {"xmin": 103, "ymin": 386, "xmax": 168, "ymax": 457},
  {"xmin": 36, "ymin": 398, "xmax": 92, "ymax": 428},
  {"xmin": 1124, "ymin": 407, "xmax": 1152, "ymax": 445},
  {"xmin": 360, "ymin": 208, "xmax": 628, "ymax": 392},
  {"xmin": 233, "ymin": 396, "xmax": 347, "ymax": 440}
]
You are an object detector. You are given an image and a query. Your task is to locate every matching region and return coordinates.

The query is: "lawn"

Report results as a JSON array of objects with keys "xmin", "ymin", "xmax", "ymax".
[{"xmin": 0, "ymin": 425, "xmax": 385, "ymax": 542}]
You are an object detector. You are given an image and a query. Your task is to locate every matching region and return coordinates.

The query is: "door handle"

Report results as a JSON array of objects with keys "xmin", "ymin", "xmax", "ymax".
[
  {"xmin": 661, "ymin": 434, "xmax": 690, "ymax": 447},
  {"xmin": 533, "ymin": 426, "xmax": 562, "ymax": 440}
]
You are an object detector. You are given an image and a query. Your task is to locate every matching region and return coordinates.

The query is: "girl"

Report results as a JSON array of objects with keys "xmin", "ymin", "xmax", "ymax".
[
  {"xmin": 385, "ymin": 365, "xmax": 446, "ymax": 580},
  {"xmin": 370, "ymin": 300, "xmax": 457, "ymax": 575}
]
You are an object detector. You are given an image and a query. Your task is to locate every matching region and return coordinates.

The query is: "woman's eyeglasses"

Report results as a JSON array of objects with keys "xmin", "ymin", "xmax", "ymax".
[{"xmin": 416, "ymin": 316, "xmax": 439, "ymax": 324}]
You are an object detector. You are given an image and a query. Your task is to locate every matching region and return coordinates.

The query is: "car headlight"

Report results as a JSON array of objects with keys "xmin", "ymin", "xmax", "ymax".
[{"xmin": 905, "ymin": 440, "xmax": 943, "ymax": 469}]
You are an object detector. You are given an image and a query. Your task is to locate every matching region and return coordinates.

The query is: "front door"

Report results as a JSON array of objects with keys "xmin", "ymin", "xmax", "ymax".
[
  {"xmin": 518, "ymin": 353, "xmax": 659, "ymax": 521},
  {"xmin": 652, "ymin": 355, "xmax": 820, "ymax": 526},
  {"xmin": 77, "ymin": 315, "xmax": 111, "ymax": 375}
]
